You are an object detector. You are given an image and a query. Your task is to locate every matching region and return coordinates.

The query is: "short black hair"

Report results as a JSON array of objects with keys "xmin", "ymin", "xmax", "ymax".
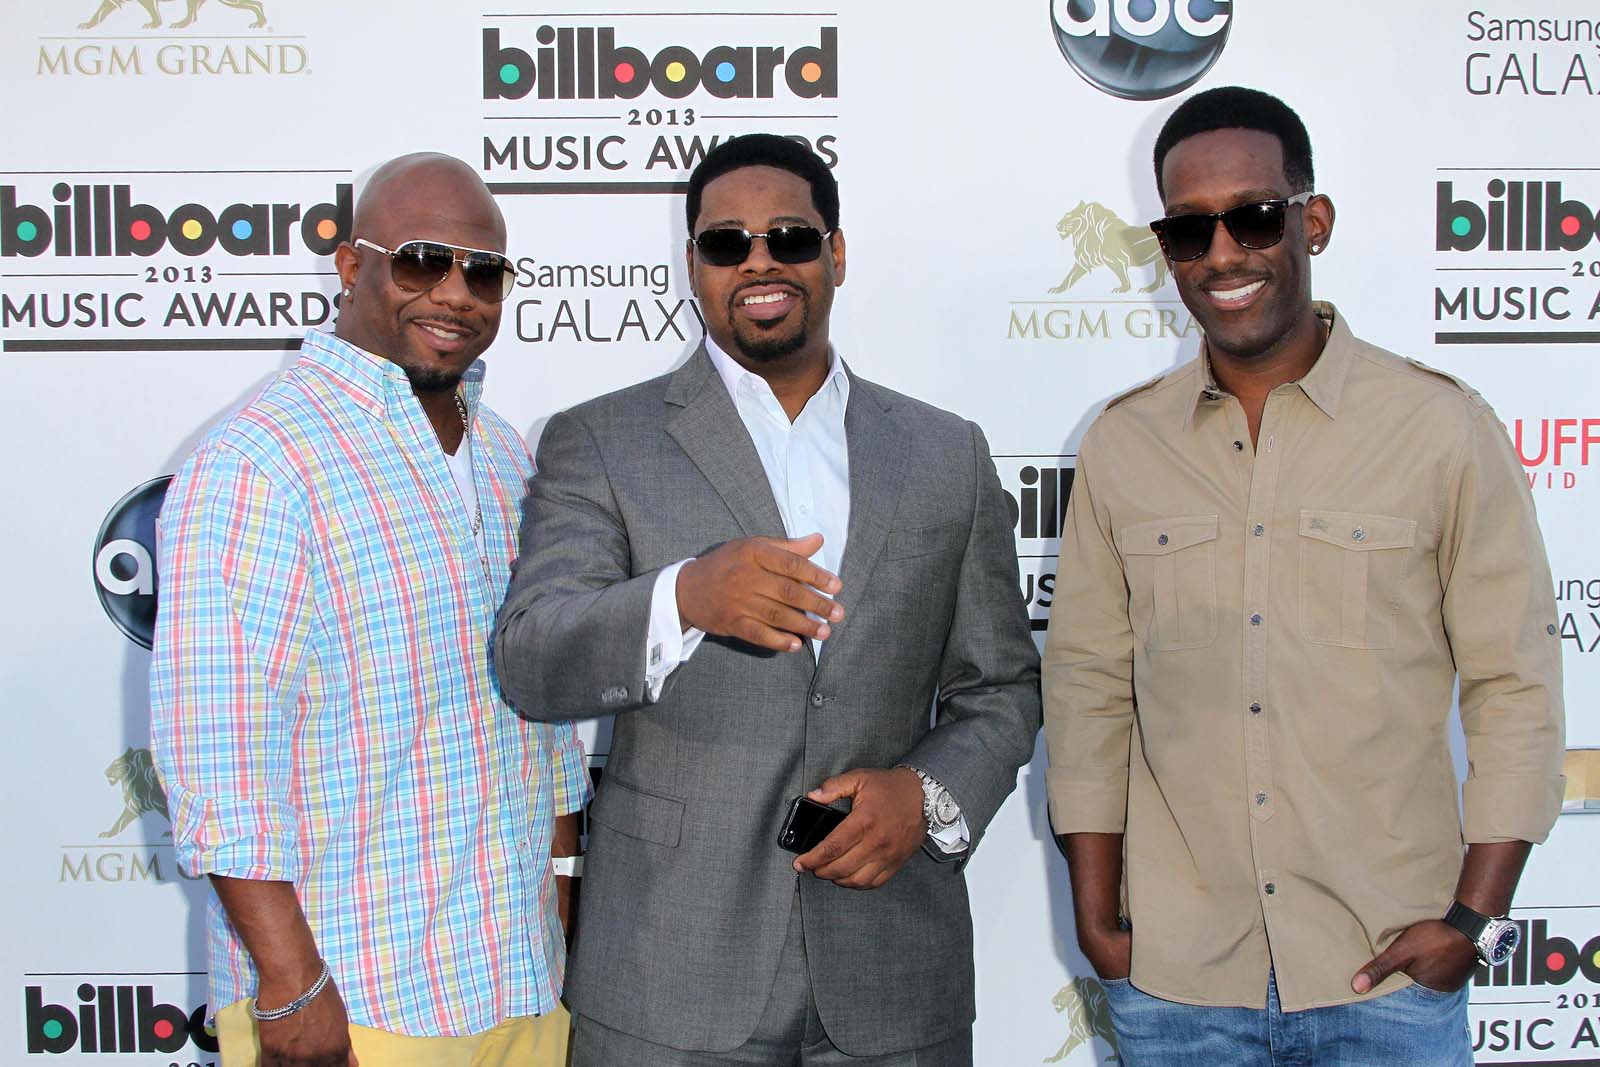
[
  {"xmin": 1153, "ymin": 86, "xmax": 1314, "ymax": 198},
  {"xmin": 685, "ymin": 133, "xmax": 839, "ymax": 233}
]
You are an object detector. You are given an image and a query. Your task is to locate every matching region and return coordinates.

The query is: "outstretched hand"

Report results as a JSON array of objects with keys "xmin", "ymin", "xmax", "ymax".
[{"xmin": 676, "ymin": 533, "xmax": 843, "ymax": 652}]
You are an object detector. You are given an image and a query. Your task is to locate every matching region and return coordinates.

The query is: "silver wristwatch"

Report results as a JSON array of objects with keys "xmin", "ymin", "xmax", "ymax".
[
  {"xmin": 1443, "ymin": 900, "xmax": 1519, "ymax": 967},
  {"xmin": 903, "ymin": 767, "xmax": 960, "ymax": 834}
]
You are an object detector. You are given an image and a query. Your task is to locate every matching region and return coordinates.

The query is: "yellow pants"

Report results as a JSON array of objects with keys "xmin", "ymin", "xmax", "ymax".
[{"xmin": 215, "ymin": 998, "xmax": 570, "ymax": 1067}]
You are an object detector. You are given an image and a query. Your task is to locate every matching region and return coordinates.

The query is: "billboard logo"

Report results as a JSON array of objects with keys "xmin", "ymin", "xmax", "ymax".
[
  {"xmin": 1, "ymin": 183, "xmax": 350, "ymax": 258},
  {"xmin": 999, "ymin": 456, "xmax": 1076, "ymax": 631},
  {"xmin": 93, "ymin": 477, "xmax": 171, "ymax": 650},
  {"xmin": 25, "ymin": 983, "xmax": 215, "ymax": 1055},
  {"xmin": 484, "ymin": 26, "xmax": 836, "ymax": 101},
  {"xmin": 1050, "ymin": 0, "xmax": 1231, "ymax": 101},
  {"xmin": 1437, "ymin": 180, "xmax": 1599, "ymax": 252},
  {"xmin": 1473, "ymin": 917, "xmax": 1600, "ymax": 988}
]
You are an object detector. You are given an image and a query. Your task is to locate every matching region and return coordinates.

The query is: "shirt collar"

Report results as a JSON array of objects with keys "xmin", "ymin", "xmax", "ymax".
[
  {"xmin": 1184, "ymin": 301, "xmax": 1350, "ymax": 429},
  {"xmin": 702, "ymin": 333, "xmax": 849, "ymax": 414},
  {"xmin": 299, "ymin": 328, "xmax": 488, "ymax": 423}
]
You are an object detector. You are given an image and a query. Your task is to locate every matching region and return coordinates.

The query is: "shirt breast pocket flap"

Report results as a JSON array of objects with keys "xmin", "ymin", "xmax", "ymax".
[
  {"xmin": 1118, "ymin": 515, "xmax": 1219, "ymax": 651},
  {"xmin": 588, "ymin": 775, "xmax": 684, "ymax": 848},
  {"xmin": 1298, "ymin": 509, "xmax": 1417, "ymax": 650},
  {"xmin": 882, "ymin": 518, "xmax": 969, "ymax": 562}
]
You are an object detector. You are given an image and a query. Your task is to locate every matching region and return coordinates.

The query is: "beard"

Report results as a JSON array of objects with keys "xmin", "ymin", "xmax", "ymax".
[
  {"xmin": 732, "ymin": 321, "xmax": 809, "ymax": 362},
  {"xmin": 402, "ymin": 362, "xmax": 466, "ymax": 394},
  {"xmin": 727, "ymin": 287, "xmax": 810, "ymax": 363}
]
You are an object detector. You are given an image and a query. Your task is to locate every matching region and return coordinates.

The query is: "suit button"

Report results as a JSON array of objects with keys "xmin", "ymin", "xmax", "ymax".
[{"xmin": 810, "ymin": 693, "xmax": 825, "ymax": 707}]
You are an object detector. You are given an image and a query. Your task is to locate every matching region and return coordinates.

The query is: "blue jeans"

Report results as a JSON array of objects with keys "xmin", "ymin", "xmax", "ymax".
[{"xmin": 1100, "ymin": 972, "xmax": 1471, "ymax": 1067}]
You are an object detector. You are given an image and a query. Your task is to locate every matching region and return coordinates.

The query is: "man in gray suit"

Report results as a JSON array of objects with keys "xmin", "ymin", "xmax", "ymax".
[{"xmin": 494, "ymin": 134, "xmax": 1040, "ymax": 1066}]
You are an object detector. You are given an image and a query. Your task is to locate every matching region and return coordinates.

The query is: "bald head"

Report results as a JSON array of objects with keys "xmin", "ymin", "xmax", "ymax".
[
  {"xmin": 353, "ymin": 152, "xmax": 506, "ymax": 249},
  {"xmin": 334, "ymin": 152, "xmax": 510, "ymax": 393}
]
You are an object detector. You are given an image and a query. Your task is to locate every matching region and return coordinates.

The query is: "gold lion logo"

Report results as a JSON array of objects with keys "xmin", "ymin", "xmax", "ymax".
[
  {"xmin": 1049, "ymin": 202, "xmax": 1168, "ymax": 295},
  {"xmin": 1045, "ymin": 975, "xmax": 1120, "ymax": 1064},
  {"xmin": 99, "ymin": 747, "xmax": 172, "ymax": 839},
  {"xmin": 79, "ymin": 0, "xmax": 268, "ymax": 30}
]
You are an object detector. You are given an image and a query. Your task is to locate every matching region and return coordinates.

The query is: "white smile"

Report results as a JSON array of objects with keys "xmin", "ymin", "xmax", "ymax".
[
  {"xmin": 417, "ymin": 322, "xmax": 467, "ymax": 339},
  {"xmin": 741, "ymin": 292, "xmax": 789, "ymax": 306},
  {"xmin": 1206, "ymin": 279, "xmax": 1265, "ymax": 307}
]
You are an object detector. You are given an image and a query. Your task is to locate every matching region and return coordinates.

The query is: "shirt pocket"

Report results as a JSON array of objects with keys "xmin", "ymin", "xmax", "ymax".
[
  {"xmin": 1119, "ymin": 515, "xmax": 1219, "ymax": 652},
  {"xmin": 1298, "ymin": 509, "xmax": 1417, "ymax": 650}
]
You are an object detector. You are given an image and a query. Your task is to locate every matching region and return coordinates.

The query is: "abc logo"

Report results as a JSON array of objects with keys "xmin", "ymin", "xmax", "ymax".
[
  {"xmin": 93, "ymin": 477, "xmax": 172, "ymax": 651},
  {"xmin": 1050, "ymin": 0, "xmax": 1232, "ymax": 102}
]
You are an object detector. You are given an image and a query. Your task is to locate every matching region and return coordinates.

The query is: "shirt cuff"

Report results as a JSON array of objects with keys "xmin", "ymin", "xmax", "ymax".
[
  {"xmin": 928, "ymin": 814, "xmax": 970, "ymax": 854},
  {"xmin": 1046, "ymin": 766, "xmax": 1130, "ymax": 835},
  {"xmin": 1461, "ymin": 773, "xmax": 1566, "ymax": 845},
  {"xmin": 548, "ymin": 725, "xmax": 593, "ymax": 815},
  {"xmin": 646, "ymin": 560, "xmax": 705, "ymax": 702}
]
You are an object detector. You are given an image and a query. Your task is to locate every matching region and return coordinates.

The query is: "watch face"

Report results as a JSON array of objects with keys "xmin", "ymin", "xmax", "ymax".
[
  {"xmin": 1484, "ymin": 920, "xmax": 1520, "ymax": 967},
  {"xmin": 933, "ymin": 791, "xmax": 960, "ymax": 827}
]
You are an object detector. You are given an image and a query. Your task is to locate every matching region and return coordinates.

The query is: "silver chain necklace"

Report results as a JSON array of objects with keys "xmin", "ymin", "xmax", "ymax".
[{"xmin": 452, "ymin": 392, "xmax": 489, "ymax": 576}]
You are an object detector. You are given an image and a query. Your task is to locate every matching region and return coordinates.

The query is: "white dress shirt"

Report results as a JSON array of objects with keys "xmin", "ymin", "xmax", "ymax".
[{"xmin": 641, "ymin": 336, "xmax": 967, "ymax": 852}]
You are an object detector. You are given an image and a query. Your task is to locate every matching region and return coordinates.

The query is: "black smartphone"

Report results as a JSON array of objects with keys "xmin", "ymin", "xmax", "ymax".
[{"xmin": 778, "ymin": 796, "xmax": 847, "ymax": 853}]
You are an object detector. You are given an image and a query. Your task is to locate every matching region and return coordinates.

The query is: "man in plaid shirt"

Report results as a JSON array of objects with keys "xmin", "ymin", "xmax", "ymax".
[{"xmin": 150, "ymin": 153, "xmax": 588, "ymax": 1067}]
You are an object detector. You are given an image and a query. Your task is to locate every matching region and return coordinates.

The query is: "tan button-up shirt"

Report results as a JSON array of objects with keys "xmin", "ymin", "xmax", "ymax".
[{"xmin": 1043, "ymin": 303, "xmax": 1565, "ymax": 1012}]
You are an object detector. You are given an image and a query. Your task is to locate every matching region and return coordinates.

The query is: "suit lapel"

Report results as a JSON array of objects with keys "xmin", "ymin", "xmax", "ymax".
[
  {"xmin": 665, "ymin": 346, "xmax": 788, "ymax": 539},
  {"xmin": 832, "ymin": 375, "xmax": 909, "ymax": 630}
]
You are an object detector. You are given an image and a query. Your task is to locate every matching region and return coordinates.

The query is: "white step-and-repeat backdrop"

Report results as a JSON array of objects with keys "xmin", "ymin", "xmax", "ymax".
[{"xmin": 3, "ymin": 1, "xmax": 1597, "ymax": 1063}]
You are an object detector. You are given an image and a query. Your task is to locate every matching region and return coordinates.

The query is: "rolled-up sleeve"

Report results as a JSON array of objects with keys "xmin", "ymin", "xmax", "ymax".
[
  {"xmin": 545, "ymin": 721, "xmax": 592, "ymax": 816},
  {"xmin": 1042, "ymin": 430, "xmax": 1136, "ymax": 834},
  {"xmin": 1440, "ymin": 407, "xmax": 1566, "ymax": 844},
  {"xmin": 149, "ymin": 442, "xmax": 312, "ymax": 881}
]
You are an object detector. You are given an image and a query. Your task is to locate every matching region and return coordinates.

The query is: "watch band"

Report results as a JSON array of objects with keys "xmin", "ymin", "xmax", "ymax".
[
  {"xmin": 1443, "ymin": 900, "xmax": 1492, "ymax": 944},
  {"xmin": 552, "ymin": 854, "xmax": 584, "ymax": 878}
]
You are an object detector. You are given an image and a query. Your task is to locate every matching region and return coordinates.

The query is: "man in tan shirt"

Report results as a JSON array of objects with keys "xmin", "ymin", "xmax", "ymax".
[{"xmin": 1043, "ymin": 86, "xmax": 1566, "ymax": 1065}]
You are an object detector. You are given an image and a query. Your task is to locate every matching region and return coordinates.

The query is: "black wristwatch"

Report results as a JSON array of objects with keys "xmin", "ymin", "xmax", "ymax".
[{"xmin": 1443, "ymin": 900, "xmax": 1519, "ymax": 967}]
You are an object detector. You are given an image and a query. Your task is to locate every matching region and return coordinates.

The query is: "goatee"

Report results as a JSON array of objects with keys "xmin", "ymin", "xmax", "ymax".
[
  {"xmin": 404, "ymin": 364, "xmax": 465, "ymax": 394},
  {"xmin": 734, "ymin": 325, "xmax": 809, "ymax": 363}
]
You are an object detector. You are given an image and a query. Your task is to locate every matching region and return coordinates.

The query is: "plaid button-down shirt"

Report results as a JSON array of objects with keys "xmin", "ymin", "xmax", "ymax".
[{"xmin": 150, "ymin": 329, "xmax": 588, "ymax": 1036}]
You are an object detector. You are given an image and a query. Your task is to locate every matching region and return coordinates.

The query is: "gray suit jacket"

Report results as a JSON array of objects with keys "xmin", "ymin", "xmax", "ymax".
[{"xmin": 493, "ymin": 347, "xmax": 1040, "ymax": 1055}]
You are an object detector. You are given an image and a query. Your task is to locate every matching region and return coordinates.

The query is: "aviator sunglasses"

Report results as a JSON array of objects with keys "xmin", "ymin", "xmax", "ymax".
[
  {"xmin": 692, "ymin": 226, "xmax": 833, "ymax": 267},
  {"xmin": 1149, "ymin": 192, "xmax": 1315, "ymax": 262},
  {"xmin": 354, "ymin": 238, "xmax": 517, "ymax": 303}
]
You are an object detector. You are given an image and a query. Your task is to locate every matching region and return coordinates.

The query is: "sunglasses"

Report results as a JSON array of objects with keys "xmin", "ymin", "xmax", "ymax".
[
  {"xmin": 692, "ymin": 226, "xmax": 833, "ymax": 267},
  {"xmin": 353, "ymin": 238, "xmax": 516, "ymax": 303},
  {"xmin": 1149, "ymin": 192, "xmax": 1315, "ymax": 262}
]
